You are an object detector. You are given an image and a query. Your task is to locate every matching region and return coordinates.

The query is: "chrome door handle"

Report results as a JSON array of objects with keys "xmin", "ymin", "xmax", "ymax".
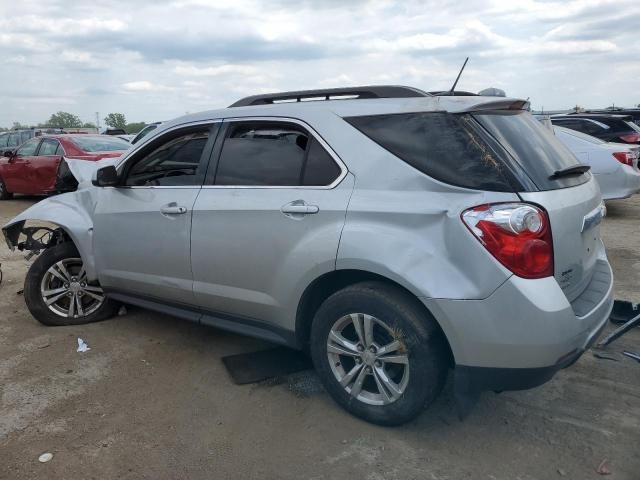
[
  {"xmin": 281, "ymin": 201, "xmax": 319, "ymax": 215},
  {"xmin": 160, "ymin": 205, "xmax": 187, "ymax": 215}
]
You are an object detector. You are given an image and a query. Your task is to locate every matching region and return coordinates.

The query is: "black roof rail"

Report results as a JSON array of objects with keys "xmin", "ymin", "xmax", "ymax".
[{"xmin": 228, "ymin": 85, "xmax": 431, "ymax": 107}]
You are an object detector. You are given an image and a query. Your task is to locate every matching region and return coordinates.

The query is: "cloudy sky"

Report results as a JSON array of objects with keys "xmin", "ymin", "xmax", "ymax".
[{"xmin": 1, "ymin": 0, "xmax": 638, "ymax": 128}]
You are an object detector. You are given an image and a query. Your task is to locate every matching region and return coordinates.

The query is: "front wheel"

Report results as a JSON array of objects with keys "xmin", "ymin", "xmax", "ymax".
[
  {"xmin": 310, "ymin": 282, "xmax": 448, "ymax": 426},
  {"xmin": 24, "ymin": 242, "xmax": 119, "ymax": 326}
]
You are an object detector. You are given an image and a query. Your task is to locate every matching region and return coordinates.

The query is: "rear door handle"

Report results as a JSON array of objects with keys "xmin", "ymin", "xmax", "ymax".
[
  {"xmin": 281, "ymin": 201, "xmax": 319, "ymax": 216},
  {"xmin": 160, "ymin": 205, "xmax": 188, "ymax": 215}
]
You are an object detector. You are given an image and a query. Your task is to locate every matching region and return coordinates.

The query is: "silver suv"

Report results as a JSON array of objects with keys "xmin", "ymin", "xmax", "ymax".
[{"xmin": 3, "ymin": 86, "xmax": 613, "ymax": 425}]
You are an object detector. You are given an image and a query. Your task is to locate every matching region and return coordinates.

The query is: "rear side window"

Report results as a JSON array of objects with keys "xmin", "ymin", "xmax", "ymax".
[
  {"xmin": 476, "ymin": 111, "xmax": 588, "ymax": 190},
  {"xmin": 0, "ymin": 134, "xmax": 7, "ymax": 148},
  {"xmin": 345, "ymin": 112, "xmax": 518, "ymax": 191},
  {"xmin": 302, "ymin": 138, "xmax": 342, "ymax": 186},
  {"xmin": 214, "ymin": 122, "xmax": 342, "ymax": 187}
]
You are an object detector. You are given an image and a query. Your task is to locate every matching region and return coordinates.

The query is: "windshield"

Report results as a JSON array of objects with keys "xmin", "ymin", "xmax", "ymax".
[
  {"xmin": 475, "ymin": 111, "xmax": 589, "ymax": 190},
  {"xmin": 131, "ymin": 125, "xmax": 158, "ymax": 144},
  {"xmin": 70, "ymin": 135, "xmax": 130, "ymax": 152}
]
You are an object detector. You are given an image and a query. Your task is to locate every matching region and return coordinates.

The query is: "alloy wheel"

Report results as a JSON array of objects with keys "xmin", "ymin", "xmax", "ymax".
[
  {"xmin": 40, "ymin": 258, "xmax": 105, "ymax": 318},
  {"xmin": 327, "ymin": 313, "xmax": 410, "ymax": 406}
]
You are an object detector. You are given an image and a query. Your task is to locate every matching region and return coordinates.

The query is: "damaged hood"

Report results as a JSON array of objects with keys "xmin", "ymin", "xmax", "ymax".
[{"xmin": 64, "ymin": 157, "xmax": 120, "ymax": 187}]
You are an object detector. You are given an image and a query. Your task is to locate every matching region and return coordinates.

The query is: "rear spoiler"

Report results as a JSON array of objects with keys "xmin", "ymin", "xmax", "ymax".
[{"xmin": 456, "ymin": 98, "xmax": 530, "ymax": 113}]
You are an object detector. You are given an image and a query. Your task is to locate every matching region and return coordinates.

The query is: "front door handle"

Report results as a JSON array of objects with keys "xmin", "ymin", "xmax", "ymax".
[
  {"xmin": 281, "ymin": 201, "xmax": 319, "ymax": 216},
  {"xmin": 160, "ymin": 205, "xmax": 188, "ymax": 215}
]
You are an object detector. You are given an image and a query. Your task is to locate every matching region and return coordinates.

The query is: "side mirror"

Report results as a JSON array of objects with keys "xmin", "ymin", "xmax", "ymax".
[
  {"xmin": 92, "ymin": 165, "xmax": 119, "ymax": 187},
  {"xmin": 3, "ymin": 150, "xmax": 13, "ymax": 158}
]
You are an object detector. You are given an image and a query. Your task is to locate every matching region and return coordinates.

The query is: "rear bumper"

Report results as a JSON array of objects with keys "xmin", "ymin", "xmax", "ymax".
[
  {"xmin": 423, "ymin": 256, "xmax": 614, "ymax": 372},
  {"xmin": 453, "ymin": 314, "xmax": 608, "ymax": 393},
  {"xmin": 596, "ymin": 167, "xmax": 640, "ymax": 201}
]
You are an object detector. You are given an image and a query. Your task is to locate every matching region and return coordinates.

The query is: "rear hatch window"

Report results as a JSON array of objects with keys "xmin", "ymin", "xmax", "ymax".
[
  {"xmin": 346, "ymin": 110, "xmax": 589, "ymax": 192},
  {"xmin": 474, "ymin": 111, "xmax": 589, "ymax": 190}
]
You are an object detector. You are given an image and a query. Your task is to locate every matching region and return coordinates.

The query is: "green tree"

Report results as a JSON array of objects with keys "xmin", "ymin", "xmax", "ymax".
[
  {"xmin": 12, "ymin": 121, "xmax": 30, "ymax": 129},
  {"xmin": 82, "ymin": 122, "xmax": 97, "ymax": 129},
  {"xmin": 125, "ymin": 122, "xmax": 146, "ymax": 134},
  {"xmin": 47, "ymin": 112, "xmax": 82, "ymax": 128},
  {"xmin": 104, "ymin": 113, "xmax": 127, "ymax": 130}
]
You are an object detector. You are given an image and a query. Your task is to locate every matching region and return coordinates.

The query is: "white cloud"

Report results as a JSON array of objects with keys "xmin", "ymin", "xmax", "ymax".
[
  {"xmin": 174, "ymin": 64, "xmax": 257, "ymax": 77},
  {"xmin": 121, "ymin": 81, "xmax": 174, "ymax": 93},
  {"xmin": 0, "ymin": 0, "xmax": 637, "ymax": 126}
]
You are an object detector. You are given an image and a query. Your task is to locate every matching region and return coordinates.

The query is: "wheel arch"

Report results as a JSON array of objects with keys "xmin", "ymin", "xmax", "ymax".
[
  {"xmin": 295, "ymin": 269, "xmax": 454, "ymax": 365},
  {"xmin": 2, "ymin": 195, "xmax": 97, "ymax": 280}
]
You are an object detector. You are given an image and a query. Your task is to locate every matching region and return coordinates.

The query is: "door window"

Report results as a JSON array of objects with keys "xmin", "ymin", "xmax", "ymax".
[
  {"xmin": 214, "ymin": 122, "xmax": 342, "ymax": 186},
  {"xmin": 16, "ymin": 138, "xmax": 40, "ymax": 156},
  {"xmin": 123, "ymin": 128, "xmax": 212, "ymax": 187},
  {"xmin": 38, "ymin": 139, "xmax": 60, "ymax": 156}
]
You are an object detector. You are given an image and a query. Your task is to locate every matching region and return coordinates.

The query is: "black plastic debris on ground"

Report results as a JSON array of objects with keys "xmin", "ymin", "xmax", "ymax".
[
  {"xmin": 222, "ymin": 347, "xmax": 312, "ymax": 385},
  {"xmin": 610, "ymin": 300, "xmax": 639, "ymax": 325}
]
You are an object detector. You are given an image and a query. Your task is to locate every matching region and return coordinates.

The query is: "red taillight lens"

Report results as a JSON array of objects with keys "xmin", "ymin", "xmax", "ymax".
[
  {"xmin": 612, "ymin": 151, "xmax": 633, "ymax": 166},
  {"xmin": 462, "ymin": 203, "xmax": 553, "ymax": 279},
  {"xmin": 620, "ymin": 134, "xmax": 640, "ymax": 143}
]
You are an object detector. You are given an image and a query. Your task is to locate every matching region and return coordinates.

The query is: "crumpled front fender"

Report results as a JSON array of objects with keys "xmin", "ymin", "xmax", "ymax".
[{"xmin": 2, "ymin": 190, "xmax": 98, "ymax": 280}]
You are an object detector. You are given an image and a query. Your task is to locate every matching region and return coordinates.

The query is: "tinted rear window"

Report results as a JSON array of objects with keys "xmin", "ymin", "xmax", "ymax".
[
  {"xmin": 345, "ymin": 112, "xmax": 519, "ymax": 191},
  {"xmin": 475, "ymin": 111, "xmax": 589, "ymax": 190},
  {"xmin": 70, "ymin": 136, "xmax": 130, "ymax": 152}
]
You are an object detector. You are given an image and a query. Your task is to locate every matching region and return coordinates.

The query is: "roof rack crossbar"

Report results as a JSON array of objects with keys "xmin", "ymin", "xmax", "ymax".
[{"xmin": 229, "ymin": 85, "xmax": 431, "ymax": 107}]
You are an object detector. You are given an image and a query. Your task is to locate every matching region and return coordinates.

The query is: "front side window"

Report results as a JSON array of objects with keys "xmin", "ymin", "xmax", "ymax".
[
  {"xmin": 214, "ymin": 122, "xmax": 341, "ymax": 186},
  {"xmin": 38, "ymin": 139, "xmax": 60, "ymax": 156},
  {"xmin": 0, "ymin": 134, "xmax": 7, "ymax": 148},
  {"xmin": 16, "ymin": 138, "xmax": 40, "ymax": 156},
  {"xmin": 124, "ymin": 130, "xmax": 210, "ymax": 187}
]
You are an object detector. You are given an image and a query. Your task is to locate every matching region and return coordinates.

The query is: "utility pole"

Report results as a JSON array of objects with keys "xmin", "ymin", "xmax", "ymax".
[{"xmin": 95, "ymin": 112, "xmax": 100, "ymax": 131}]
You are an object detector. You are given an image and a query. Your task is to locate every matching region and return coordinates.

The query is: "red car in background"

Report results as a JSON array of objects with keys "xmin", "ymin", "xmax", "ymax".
[{"xmin": 0, "ymin": 135, "xmax": 129, "ymax": 199}]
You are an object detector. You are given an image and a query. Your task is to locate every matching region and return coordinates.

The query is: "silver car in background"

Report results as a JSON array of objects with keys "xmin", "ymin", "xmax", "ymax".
[
  {"xmin": 554, "ymin": 126, "xmax": 640, "ymax": 200},
  {"xmin": 3, "ymin": 86, "xmax": 613, "ymax": 425}
]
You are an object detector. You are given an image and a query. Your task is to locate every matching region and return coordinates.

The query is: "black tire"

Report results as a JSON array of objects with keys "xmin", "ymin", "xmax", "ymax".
[
  {"xmin": 0, "ymin": 175, "xmax": 13, "ymax": 200},
  {"xmin": 310, "ymin": 281, "xmax": 448, "ymax": 426},
  {"xmin": 24, "ymin": 242, "xmax": 119, "ymax": 326}
]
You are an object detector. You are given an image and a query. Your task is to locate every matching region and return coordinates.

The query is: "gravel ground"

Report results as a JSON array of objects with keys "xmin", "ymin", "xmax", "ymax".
[{"xmin": 0, "ymin": 195, "xmax": 639, "ymax": 480}]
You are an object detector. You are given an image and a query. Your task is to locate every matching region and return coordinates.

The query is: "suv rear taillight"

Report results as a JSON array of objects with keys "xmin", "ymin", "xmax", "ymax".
[
  {"xmin": 612, "ymin": 151, "xmax": 633, "ymax": 166},
  {"xmin": 620, "ymin": 133, "xmax": 640, "ymax": 143},
  {"xmin": 462, "ymin": 203, "xmax": 553, "ymax": 279}
]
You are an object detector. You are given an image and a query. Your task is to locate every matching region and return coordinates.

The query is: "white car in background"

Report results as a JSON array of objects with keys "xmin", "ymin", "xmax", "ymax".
[{"xmin": 554, "ymin": 126, "xmax": 640, "ymax": 200}]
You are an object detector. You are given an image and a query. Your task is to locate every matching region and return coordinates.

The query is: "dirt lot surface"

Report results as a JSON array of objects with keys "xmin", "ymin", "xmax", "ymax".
[{"xmin": 1, "ymin": 196, "xmax": 639, "ymax": 480}]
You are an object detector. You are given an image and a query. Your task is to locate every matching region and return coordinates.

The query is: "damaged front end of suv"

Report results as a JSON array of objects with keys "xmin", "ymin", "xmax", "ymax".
[{"xmin": 2, "ymin": 158, "xmax": 114, "ymax": 281}]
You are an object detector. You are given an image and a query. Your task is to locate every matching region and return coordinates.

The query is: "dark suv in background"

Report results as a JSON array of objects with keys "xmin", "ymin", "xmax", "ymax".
[{"xmin": 551, "ymin": 114, "xmax": 640, "ymax": 144}]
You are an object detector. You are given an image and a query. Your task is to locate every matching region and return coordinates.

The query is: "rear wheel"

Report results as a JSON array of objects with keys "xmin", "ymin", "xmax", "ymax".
[
  {"xmin": 0, "ymin": 176, "xmax": 13, "ymax": 200},
  {"xmin": 310, "ymin": 281, "xmax": 448, "ymax": 426},
  {"xmin": 24, "ymin": 242, "xmax": 119, "ymax": 326}
]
